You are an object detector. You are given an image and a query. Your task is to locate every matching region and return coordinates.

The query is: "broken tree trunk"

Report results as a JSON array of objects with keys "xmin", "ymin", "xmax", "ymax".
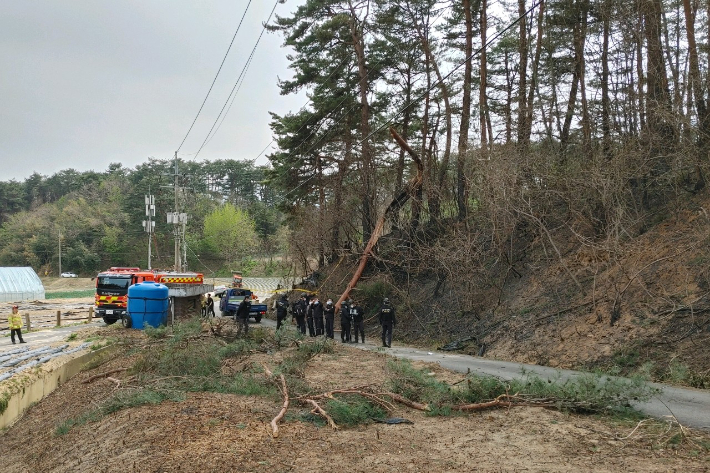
[{"xmin": 336, "ymin": 127, "xmax": 424, "ymax": 310}]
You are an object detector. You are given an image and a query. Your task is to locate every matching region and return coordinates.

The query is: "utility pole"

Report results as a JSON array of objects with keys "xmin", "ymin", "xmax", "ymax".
[
  {"xmin": 58, "ymin": 229, "xmax": 62, "ymax": 275},
  {"xmin": 167, "ymin": 152, "xmax": 188, "ymax": 272},
  {"xmin": 142, "ymin": 193, "xmax": 155, "ymax": 270}
]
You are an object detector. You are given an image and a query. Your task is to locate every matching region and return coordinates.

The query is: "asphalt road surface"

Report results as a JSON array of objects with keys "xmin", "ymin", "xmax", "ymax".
[
  {"xmin": 346, "ymin": 343, "xmax": 710, "ymax": 430},
  {"xmin": 254, "ymin": 314, "xmax": 710, "ymax": 429}
]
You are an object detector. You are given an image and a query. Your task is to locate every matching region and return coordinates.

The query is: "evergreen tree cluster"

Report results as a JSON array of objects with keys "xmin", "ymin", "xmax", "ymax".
[{"xmin": 0, "ymin": 159, "xmax": 284, "ymax": 277}]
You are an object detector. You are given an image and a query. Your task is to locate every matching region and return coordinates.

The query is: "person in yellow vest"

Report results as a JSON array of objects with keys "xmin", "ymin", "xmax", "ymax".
[
  {"xmin": 200, "ymin": 294, "xmax": 207, "ymax": 317},
  {"xmin": 8, "ymin": 305, "xmax": 26, "ymax": 344}
]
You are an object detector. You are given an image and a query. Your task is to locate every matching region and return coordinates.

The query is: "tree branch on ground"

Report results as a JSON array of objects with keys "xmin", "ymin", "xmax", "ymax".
[
  {"xmin": 82, "ymin": 368, "xmax": 128, "ymax": 384},
  {"xmin": 262, "ymin": 364, "xmax": 289, "ymax": 438},
  {"xmin": 305, "ymin": 398, "xmax": 339, "ymax": 430}
]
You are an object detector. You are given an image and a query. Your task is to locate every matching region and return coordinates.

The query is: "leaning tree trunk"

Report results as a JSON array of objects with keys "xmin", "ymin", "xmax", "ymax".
[{"xmin": 336, "ymin": 127, "xmax": 424, "ymax": 310}]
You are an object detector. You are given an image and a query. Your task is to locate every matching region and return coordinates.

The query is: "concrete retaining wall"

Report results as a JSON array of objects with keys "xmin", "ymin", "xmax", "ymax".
[{"xmin": 0, "ymin": 346, "xmax": 113, "ymax": 430}]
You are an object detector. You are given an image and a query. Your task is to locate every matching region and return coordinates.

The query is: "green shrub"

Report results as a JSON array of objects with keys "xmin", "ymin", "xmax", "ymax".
[
  {"xmin": 326, "ymin": 394, "xmax": 386, "ymax": 427},
  {"xmin": 144, "ymin": 325, "xmax": 168, "ymax": 339},
  {"xmin": 218, "ymin": 339, "xmax": 254, "ymax": 359},
  {"xmin": 297, "ymin": 337, "xmax": 335, "ymax": 357},
  {"xmin": 54, "ymin": 389, "xmax": 184, "ymax": 436},
  {"xmin": 386, "ymin": 359, "xmax": 457, "ymax": 406}
]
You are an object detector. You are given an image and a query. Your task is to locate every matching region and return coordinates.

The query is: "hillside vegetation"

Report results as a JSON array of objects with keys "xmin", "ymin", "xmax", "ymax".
[{"xmin": 3, "ymin": 0, "xmax": 710, "ymax": 386}]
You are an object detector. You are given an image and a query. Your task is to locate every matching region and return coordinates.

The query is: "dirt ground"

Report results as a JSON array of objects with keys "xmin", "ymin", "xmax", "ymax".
[{"xmin": 2, "ymin": 321, "xmax": 710, "ymax": 473}]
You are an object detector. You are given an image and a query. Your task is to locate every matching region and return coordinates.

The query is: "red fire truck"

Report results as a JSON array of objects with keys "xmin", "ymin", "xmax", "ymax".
[{"xmin": 94, "ymin": 267, "xmax": 207, "ymax": 325}]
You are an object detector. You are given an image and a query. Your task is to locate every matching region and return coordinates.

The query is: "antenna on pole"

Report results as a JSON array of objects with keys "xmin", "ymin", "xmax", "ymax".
[
  {"xmin": 142, "ymin": 190, "xmax": 155, "ymax": 270},
  {"xmin": 166, "ymin": 152, "xmax": 188, "ymax": 271}
]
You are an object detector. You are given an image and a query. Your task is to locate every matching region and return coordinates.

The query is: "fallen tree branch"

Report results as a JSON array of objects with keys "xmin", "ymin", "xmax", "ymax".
[
  {"xmin": 82, "ymin": 368, "xmax": 128, "ymax": 384},
  {"xmin": 454, "ymin": 393, "xmax": 517, "ymax": 411},
  {"xmin": 262, "ymin": 364, "xmax": 289, "ymax": 438},
  {"xmin": 271, "ymin": 374, "xmax": 289, "ymax": 438},
  {"xmin": 106, "ymin": 376, "xmax": 121, "ymax": 389},
  {"xmin": 300, "ymin": 386, "xmax": 397, "ymax": 413},
  {"xmin": 305, "ymin": 399, "xmax": 339, "ymax": 430},
  {"xmin": 383, "ymin": 392, "xmax": 430, "ymax": 411}
]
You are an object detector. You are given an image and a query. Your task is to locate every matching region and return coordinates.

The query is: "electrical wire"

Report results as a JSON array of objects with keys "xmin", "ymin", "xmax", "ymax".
[
  {"xmin": 192, "ymin": 0, "xmax": 280, "ymax": 159},
  {"xmin": 176, "ymin": 0, "xmax": 253, "ymax": 154},
  {"xmin": 272, "ymin": 0, "xmax": 543, "ymax": 202},
  {"xmin": 363, "ymin": 0, "xmax": 544, "ymax": 143}
]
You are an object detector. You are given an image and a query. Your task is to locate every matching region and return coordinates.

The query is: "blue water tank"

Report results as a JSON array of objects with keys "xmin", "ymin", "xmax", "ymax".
[{"xmin": 127, "ymin": 282, "xmax": 169, "ymax": 329}]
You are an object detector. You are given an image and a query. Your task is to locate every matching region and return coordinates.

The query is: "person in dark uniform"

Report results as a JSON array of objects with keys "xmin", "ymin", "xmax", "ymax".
[
  {"xmin": 275, "ymin": 293, "xmax": 289, "ymax": 330},
  {"xmin": 378, "ymin": 297, "xmax": 396, "ymax": 347},
  {"xmin": 312, "ymin": 296, "xmax": 324, "ymax": 336},
  {"xmin": 324, "ymin": 299, "xmax": 335, "ymax": 339},
  {"xmin": 236, "ymin": 296, "xmax": 251, "ymax": 337},
  {"xmin": 306, "ymin": 297, "xmax": 316, "ymax": 337},
  {"xmin": 350, "ymin": 300, "xmax": 365, "ymax": 343},
  {"xmin": 340, "ymin": 298, "xmax": 351, "ymax": 343},
  {"xmin": 292, "ymin": 295, "xmax": 307, "ymax": 335},
  {"xmin": 207, "ymin": 295, "xmax": 215, "ymax": 317}
]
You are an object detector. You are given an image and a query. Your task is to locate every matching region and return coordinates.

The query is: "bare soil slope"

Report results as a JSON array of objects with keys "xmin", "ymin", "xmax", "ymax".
[{"xmin": 2, "ymin": 324, "xmax": 709, "ymax": 472}]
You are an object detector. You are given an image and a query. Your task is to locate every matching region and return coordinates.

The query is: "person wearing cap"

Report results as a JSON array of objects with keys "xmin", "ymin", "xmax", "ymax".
[
  {"xmin": 324, "ymin": 299, "xmax": 335, "ymax": 339},
  {"xmin": 312, "ymin": 296, "xmax": 324, "ymax": 336},
  {"xmin": 8, "ymin": 305, "xmax": 26, "ymax": 344},
  {"xmin": 350, "ymin": 300, "xmax": 365, "ymax": 343},
  {"xmin": 339, "ymin": 298, "xmax": 352, "ymax": 343},
  {"xmin": 378, "ymin": 297, "xmax": 396, "ymax": 348},
  {"xmin": 275, "ymin": 293, "xmax": 289, "ymax": 330},
  {"xmin": 292, "ymin": 294, "xmax": 307, "ymax": 335}
]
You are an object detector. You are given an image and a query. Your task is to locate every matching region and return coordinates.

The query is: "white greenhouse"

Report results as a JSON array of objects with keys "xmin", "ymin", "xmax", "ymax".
[{"xmin": 0, "ymin": 267, "xmax": 45, "ymax": 303}]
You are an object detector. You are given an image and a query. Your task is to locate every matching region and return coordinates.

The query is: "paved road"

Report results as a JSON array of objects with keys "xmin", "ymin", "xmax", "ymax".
[
  {"xmin": 258, "ymin": 316, "xmax": 710, "ymax": 430},
  {"xmin": 350, "ymin": 344, "xmax": 710, "ymax": 430}
]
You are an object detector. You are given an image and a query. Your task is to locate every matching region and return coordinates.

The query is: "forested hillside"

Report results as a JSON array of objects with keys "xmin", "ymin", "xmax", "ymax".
[
  {"xmin": 0, "ymin": 160, "xmax": 286, "ymax": 276},
  {"xmin": 263, "ymin": 0, "xmax": 710, "ymax": 383},
  {"xmin": 2, "ymin": 0, "xmax": 710, "ymax": 382}
]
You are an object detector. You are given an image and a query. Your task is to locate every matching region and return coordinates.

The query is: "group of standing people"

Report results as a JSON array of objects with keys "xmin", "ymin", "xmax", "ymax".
[
  {"xmin": 280, "ymin": 293, "xmax": 396, "ymax": 348},
  {"xmin": 288, "ymin": 293, "xmax": 338, "ymax": 339}
]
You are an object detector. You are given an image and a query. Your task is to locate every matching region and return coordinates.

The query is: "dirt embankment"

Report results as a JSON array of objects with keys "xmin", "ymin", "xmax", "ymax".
[{"xmin": 2, "ymin": 323, "xmax": 709, "ymax": 473}]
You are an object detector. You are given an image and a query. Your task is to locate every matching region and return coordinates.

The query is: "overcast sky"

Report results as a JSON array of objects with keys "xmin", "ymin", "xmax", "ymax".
[{"xmin": 0, "ymin": 0, "xmax": 307, "ymax": 182}]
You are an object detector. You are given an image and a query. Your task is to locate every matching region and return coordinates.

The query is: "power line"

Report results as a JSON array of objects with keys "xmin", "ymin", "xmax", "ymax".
[
  {"xmin": 193, "ymin": 0, "xmax": 280, "ymax": 159},
  {"xmin": 364, "ymin": 0, "xmax": 544, "ymax": 142},
  {"xmin": 176, "ymin": 1, "xmax": 254, "ymax": 153},
  {"xmin": 267, "ymin": 0, "xmax": 543, "ymax": 201}
]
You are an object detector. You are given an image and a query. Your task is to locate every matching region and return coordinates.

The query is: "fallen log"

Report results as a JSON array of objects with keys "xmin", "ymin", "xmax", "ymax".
[
  {"xmin": 336, "ymin": 127, "xmax": 423, "ymax": 311},
  {"xmin": 82, "ymin": 368, "xmax": 128, "ymax": 384}
]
